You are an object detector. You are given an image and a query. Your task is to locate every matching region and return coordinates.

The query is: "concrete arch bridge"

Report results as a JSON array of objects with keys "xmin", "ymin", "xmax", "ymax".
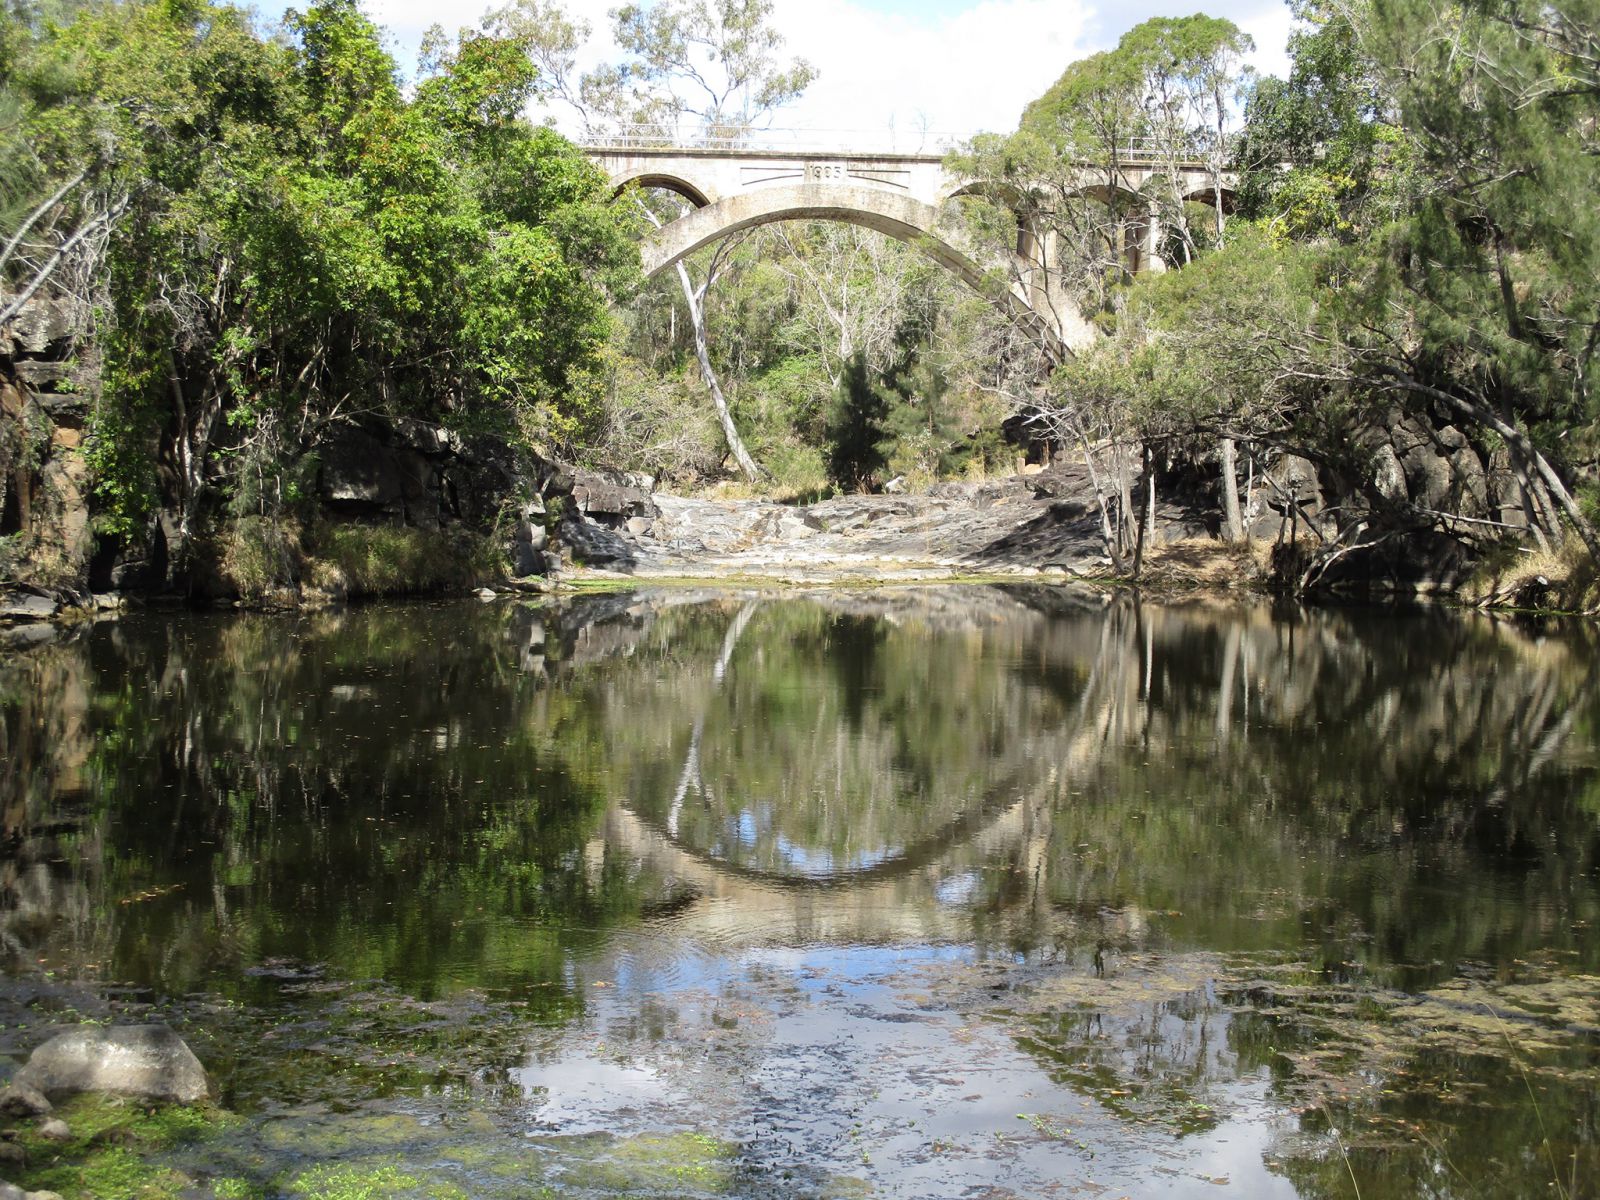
[{"xmin": 584, "ymin": 133, "xmax": 1233, "ymax": 357}]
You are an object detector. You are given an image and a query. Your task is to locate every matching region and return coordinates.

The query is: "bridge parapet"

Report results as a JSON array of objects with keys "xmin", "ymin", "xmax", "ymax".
[
  {"xmin": 579, "ymin": 123, "xmax": 973, "ymax": 155},
  {"xmin": 584, "ymin": 138, "xmax": 1230, "ymax": 212}
]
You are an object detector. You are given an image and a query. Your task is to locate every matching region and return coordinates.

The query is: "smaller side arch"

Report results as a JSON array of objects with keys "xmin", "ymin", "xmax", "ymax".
[
  {"xmin": 941, "ymin": 183, "xmax": 1042, "ymax": 261},
  {"xmin": 1182, "ymin": 186, "xmax": 1237, "ymax": 213},
  {"xmin": 611, "ymin": 172, "xmax": 715, "ymax": 209},
  {"xmin": 1065, "ymin": 183, "xmax": 1158, "ymax": 274}
]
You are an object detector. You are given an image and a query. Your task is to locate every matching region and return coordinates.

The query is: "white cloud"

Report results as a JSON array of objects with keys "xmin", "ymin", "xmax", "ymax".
[
  {"xmin": 317, "ymin": 0, "xmax": 1297, "ymax": 144},
  {"xmin": 769, "ymin": 0, "xmax": 1094, "ymax": 147},
  {"xmin": 1235, "ymin": 2, "xmax": 1297, "ymax": 83}
]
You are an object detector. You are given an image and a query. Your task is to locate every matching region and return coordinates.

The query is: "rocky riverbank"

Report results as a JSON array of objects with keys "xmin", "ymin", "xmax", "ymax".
[{"xmin": 3, "ymin": 324, "xmax": 1595, "ymax": 621}]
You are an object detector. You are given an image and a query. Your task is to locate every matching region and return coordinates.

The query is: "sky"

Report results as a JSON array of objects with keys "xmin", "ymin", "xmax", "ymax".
[{"xmin": 280, "ymin": 0, "xmax": 1299, "ymax": 145}]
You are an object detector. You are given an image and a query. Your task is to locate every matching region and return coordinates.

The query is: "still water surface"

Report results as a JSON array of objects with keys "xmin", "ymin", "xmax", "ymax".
[{"xmin": 4, "ymin": 585, "xmax": 1600, "ymax": 1198}]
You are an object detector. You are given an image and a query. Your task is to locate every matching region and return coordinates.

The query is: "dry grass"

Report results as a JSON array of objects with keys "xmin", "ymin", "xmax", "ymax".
[
  {"xmin": 306, "ymin": 523, "xmax": 502, "ymax": 599},
  {"xmin": 688, "ymin": 477, "xmax": 837, "ymax": 505},
  {"xmin": 219, "ymin": 516, "xmax": 303, "ymax": 602},
  {"xmin": 1463, "ymin": 538, "xmax": 1599, "ymax": 614},
  {"xmin": 1137, "ymin": 537, "xmax": 1270, "ymax": 593}
]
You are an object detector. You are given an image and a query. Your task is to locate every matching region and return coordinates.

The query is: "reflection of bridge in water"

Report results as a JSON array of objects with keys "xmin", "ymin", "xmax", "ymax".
[
  {"xmin": 599, "ymin": 794, "xmax": 1070, "ymax": 947},
  {"xmin": 583, "ymin": 129, "xmax": 1234, "ymax": 357},
  {"xmin": 546, "ymin": 583, "xmax": 1590, "ymax": 961},
  {"xmin": 578, "ymin": 591, "xmax": 1165, "ymax": 949}
]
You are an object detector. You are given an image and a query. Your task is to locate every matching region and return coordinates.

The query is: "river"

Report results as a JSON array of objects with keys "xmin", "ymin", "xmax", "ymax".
[{"xmin": 3, "ymin": 585, "xmax": 1598, "ymax": 1199}]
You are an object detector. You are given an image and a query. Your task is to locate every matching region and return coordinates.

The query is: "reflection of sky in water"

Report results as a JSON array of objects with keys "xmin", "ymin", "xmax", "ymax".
[
  {"xmin": 934, "ymin": 871, "xmax": 980, "ymax": 906},
  {"xmin": 706, "ymin": 808, "xmax": 903, "ymax": 876},
  {"xmin": 517, "ymin": 938, "xmax": 1300, "ymax": 1199},
  {"xmin": 519, "ymin": 1058, "xmax": 690, "ymax": 1136}
]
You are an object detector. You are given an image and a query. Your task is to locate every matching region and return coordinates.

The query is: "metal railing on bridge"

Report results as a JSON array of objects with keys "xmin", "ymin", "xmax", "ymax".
[
  {"xmin": 578, "ymin": 123, "xmax": 1232, "ymax": 166},
  {"xmin": 577, "ymin": 123, "xmax": 972, "ymax": 155}
]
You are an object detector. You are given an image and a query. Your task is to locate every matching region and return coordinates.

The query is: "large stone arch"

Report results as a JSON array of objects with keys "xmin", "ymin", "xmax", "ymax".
[{"xmin": 639, "ymin": 182, "xmax": 1092, "ymax": 353}]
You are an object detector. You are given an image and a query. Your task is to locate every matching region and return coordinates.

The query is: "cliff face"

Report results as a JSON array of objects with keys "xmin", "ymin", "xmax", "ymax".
[{"xmin": 1, "ymin": 299, "xmax": 94, "ymax": 599}]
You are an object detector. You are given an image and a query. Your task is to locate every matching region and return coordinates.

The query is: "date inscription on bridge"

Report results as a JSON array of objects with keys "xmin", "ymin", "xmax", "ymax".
[{"xmin": 804, "ymin": 161, "xmax": 849, "ymax": 183}]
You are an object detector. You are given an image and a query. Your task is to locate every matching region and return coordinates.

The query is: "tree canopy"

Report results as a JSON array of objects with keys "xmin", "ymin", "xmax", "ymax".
[{"xmin": 3, "ymin": 0, "xmax": 639, "ymax": 549}]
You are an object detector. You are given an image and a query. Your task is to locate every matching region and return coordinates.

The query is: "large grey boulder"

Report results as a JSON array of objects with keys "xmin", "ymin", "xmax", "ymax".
[
  {"xmin": 15, "ymin": 1025, "xmax": 208, "ymax": 1104},
  {"xmin": 0, "ymin": 593, "xmax": 57, "ymax": 622}
]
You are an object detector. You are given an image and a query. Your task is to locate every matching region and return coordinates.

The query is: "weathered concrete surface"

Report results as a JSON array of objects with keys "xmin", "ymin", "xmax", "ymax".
[{"xmin": 586, "ymin": 144, "xmax": 1226, "ymax": 215}]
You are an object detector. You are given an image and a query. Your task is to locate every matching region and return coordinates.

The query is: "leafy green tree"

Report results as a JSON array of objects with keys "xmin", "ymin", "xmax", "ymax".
[
  {"xmin": 4, "ymin": 0, "xmax": 638, "ymax": 567},
  {"xmin": 506, "ymin": 0, "xmax": 817, "ymax": 482},
  {"xmin": 1117, "ymin": 14, "xmax": 1254, "ymax": 260},
  {"xmin": 1344, "ymin": 0, "xmax": 1600, "ymax": 557},
  {"xmin": 825, "ymin": 353, "xmax": 889, "ymax": 491},
  {"xmin": 1235, "ymin": 0, "xmax": 1414, "ymax": 241}
]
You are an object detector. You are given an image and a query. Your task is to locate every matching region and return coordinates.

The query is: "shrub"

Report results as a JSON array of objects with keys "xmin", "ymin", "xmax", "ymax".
[
  {"xmin": 220, "ymin": 516, "xmax": 303, "ymax": 601},
  {"xmin": 307, "ymin": 523, "xmax": 502, "ymax": 598}
]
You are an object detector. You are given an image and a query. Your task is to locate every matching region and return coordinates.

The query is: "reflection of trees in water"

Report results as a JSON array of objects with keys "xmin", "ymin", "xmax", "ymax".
[
  {"xmin": 3, "ymin": 589, "xmax": 1599, "ymax": 1197},
  {"xmin": 559, "ymin": 593, "xmax": 1085, "ymax": 884},
  {"xmin": 546, "ymin": 587, "xmax": 1600, "ymax": 1199},
  {"xmin": 0, "ymin": 606, "xmax": 683, "ymax": 999},
  {"xmin": 551, "ymin": 589, "xmax": 1599, "ymax": 979},
  {"xmin": 960, "ymin": 597, "xmax": 1600, "ymax": 1200},
  {"xmin": 0, "ymin": 639, "xmax": 104, "ymax": 967},
  {"xmin": 1020, "ymin": 599, "xmax": 1600, "ymax": 979}
]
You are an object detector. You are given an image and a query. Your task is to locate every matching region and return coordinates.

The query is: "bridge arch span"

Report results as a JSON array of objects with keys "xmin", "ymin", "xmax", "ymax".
[
  {"xmin": 613, "ymin": 172, "xmax": 715, "ymax": 208},
  {"xmin": 639, "ymin": 182, "xmax": 1091, "ymax": 352},
  {"xmin": 1182, "ymin": 185, "xmax": 1237, "ymax": 212}
]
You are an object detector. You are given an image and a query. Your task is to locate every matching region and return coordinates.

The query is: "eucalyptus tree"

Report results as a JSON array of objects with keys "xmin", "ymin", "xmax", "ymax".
[
  {"xmin": 1118, "ymin": 15, "xmax": 1254, "ymax": 260},
  {"xmin": 766, "ymin": 222, "xmax": 918, "ymax": 391},
  {"xmin": 948, "ymin": 16, "xmax": 1258, "ymax": 560},
  {"xmin": 500, "ymin": 0, "xmax": 816, "ymax": 481},
  {"xmin": 1234, "ymin": 0, "xmax": 1412, "ymax": 242}
]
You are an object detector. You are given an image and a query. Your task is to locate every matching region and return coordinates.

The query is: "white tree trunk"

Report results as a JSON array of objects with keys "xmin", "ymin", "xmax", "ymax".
[
  {"xmin": 674, "ymin": 260, "xmax": 761, "ymax": 482},
  {"xmin": 1220, "ymin": 437, "xmax": 1244, "ymax": 542}
]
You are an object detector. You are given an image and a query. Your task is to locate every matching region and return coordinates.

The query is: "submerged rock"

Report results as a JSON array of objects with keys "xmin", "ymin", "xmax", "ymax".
[
  {"xmin": 15, "ymin": 1025, "xmax": 208, "ymax": 1104},
  {"xmin": 0, "ymin": 1183, "xmax": 63, "ymax": 1200},
  {"xmin": 0, "ymin": 1086, "xmax": 50, "ymax": 1120}
]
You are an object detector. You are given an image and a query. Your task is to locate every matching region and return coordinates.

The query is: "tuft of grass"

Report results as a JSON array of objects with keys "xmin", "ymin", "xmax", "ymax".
[
  {"xmin": 1464, "ymin": 538, "xmax": 1598, "ymax": 613},
  {"xmin": 286, "ymin": 1162, "xmax": 420, "ymax": 1200},
  {"xmin": 219, "ymin": 515, "xmax": 304, "ymax": 601},
  {"xmin": 306, "ymin": 523, "xmax": 503, "ymax": 599}
]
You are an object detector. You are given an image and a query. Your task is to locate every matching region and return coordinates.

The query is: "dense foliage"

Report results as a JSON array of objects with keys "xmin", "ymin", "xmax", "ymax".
[
  {"xmin": 1, "ymin": 0, "xmax": 638, "ymax": 559},
  {"xmin": 4, "ymin": 0, "xmax": 1599, "ymax": 593},
  {"xmin": 947, "ymin": 1, "xmax": 1600, "ymax": 575}
]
